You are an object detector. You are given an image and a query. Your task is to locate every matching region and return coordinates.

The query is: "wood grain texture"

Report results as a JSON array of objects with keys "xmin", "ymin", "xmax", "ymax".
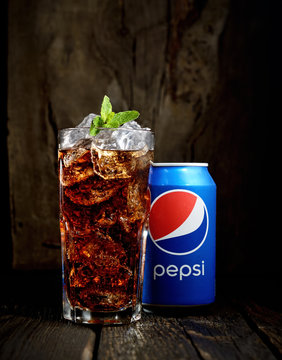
[
  {"xmin": 0, "ymin": 315, "xmax": 95, "ymax": 360},
  {"xmin": 179, "ymin": 304, "xmax": 277, "ymax": 360},
  {"xmin": 0, "ymin": 273, "xmax": 281, "ymax": 360},
  {"xmin": 98, "ymin": 312, "xmax": 199, "ymax": 360},
  {"xmin": 241, "ymin": 301, "xmax": 282, "ymax": 356},
  {"xmin": 97, "ymin": 303, "xmax": 280, "ymax": 360}
]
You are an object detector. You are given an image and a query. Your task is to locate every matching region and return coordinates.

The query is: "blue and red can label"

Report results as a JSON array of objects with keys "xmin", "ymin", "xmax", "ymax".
[{"xmin": 142, "ymin": 163, "xmax": 216, "ymax": 306}]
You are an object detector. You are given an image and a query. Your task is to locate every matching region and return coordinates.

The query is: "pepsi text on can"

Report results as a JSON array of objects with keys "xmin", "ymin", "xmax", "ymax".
[
  {"xmin": 142, "ymin": 163, "xmax": 216, "ymax": 307},
  {"xmin": 153, "ymin": 260, "xmax": 205, "ymax": 280}
]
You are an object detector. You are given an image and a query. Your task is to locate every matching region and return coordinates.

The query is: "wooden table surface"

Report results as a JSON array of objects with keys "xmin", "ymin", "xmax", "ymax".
[{"xmin": 0, "ymin": 271, "xmax": 281, "ymax": 360}]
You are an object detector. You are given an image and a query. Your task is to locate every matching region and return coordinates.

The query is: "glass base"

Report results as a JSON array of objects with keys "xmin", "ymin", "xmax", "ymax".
[{"xmin": 63, "ymin": 299, "xmax": 142, "ymax": 325}]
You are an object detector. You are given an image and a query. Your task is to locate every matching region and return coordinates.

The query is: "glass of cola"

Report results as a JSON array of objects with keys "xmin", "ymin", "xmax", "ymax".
[{"xmin": 58, "ymin": 123, "xmax": 154, "ymax": 324}]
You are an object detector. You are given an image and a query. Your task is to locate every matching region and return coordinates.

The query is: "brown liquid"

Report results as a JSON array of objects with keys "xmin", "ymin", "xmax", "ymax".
[{"xmin": 59, "ymin": 145, "xmax": 153, "ymax": 312}]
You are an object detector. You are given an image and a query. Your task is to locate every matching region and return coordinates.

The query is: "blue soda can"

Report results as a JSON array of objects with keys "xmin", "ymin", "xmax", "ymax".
[{"xmin": 142, "ymin": 163, "xmax": 216, "ymax": 307}]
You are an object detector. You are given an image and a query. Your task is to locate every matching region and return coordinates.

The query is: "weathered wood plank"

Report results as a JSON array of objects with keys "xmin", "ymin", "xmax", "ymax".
[
  {"xmin": 241, "ymin": 301, "xmax": 282, "ymax": 356},
  {"xmin": 98, "ymin": 312, "xmax": 200, "ymax": 360},
  {"xmin": 98, "ymin": 301, "xmax": 280, "ymax": 360},
  {"xmin": 0, "ymin": 315, "xmax": 96, "ymax": 360},
  {"xmin": 179, "ymin": 303, "xmax": 277, "ymax": 360}
]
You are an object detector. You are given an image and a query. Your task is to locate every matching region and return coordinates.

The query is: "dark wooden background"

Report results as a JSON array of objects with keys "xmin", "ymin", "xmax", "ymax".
[{"xmin": 1, "ymin": 0, "xmax": 273, "ymax": 277}]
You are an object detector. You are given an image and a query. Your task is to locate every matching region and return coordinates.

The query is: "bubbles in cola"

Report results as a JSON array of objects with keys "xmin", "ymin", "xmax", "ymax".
[{"xmin": 59, "ymin": 116, "xmax": 153, "ymax": 313}]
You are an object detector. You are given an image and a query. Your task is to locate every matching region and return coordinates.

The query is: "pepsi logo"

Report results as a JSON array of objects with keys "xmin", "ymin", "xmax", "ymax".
[{"xmin": 149, "ymin": 190, "xmax": 209, "ymax": 255}]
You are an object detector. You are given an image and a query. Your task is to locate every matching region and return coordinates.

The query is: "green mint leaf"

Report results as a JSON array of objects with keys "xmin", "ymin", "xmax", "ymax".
[
  {"xmin": 90, "ymin": 116, "xmax": 103, "ymax": 135},
  {"xmin": 89, "ymin": 95, "xmax": 140, "ymax": 136},
  {"xmin": 100, "ymin": 95, "xmax": 112, "ymax": 122},
  {"xmin": 89, "ymin": 123, "xmax": 99, "ymax": 136},
  {"xmin": 105, "ymin": 117, "xmax": 120, "ymax": 128},
  {"xmin": 107, "ymin": 111, "xmax": 115, "ymax": 122},
  {"xmin": 110, "ymin": 110, "xmax": 140, "ymax": 127},
  {"xmin": 93, "ymin": 115, "xmax": 104, "ymax": 128}
]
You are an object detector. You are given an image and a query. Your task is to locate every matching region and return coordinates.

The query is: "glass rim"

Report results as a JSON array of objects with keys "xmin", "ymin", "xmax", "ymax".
[
  {"xmin": 152, "ymin": 162, "xmax": 208, "ymax": 167},
  {"xmin": 58, "ymin": 127, "xmax": 153, "ymax": 133}
]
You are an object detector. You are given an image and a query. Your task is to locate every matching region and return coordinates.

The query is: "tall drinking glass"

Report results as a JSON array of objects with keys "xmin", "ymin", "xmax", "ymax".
[{"xmin": 58, "ymin": 127, "xmax": 154, "ymax": 324}]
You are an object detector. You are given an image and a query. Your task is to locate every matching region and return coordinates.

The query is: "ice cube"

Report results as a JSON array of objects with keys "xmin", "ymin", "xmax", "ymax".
[
  {"xmin": 117, "ymin": 180, "xmax": 149, "ymax": 233},
  {"xmin": 64, "ymin": 175, "xmax": 123, "ymax": 206},
  {"xmin": 121, "ymin": 120, "xmax": 149, "ymax": 131},
  {"xmin": 59, "ymin": 115, "xmax": 154, "ymax": 152},
  {"xmin": 59, "ymin": 149, "xmax": 94, "ymax": 186},
  {"xmin": 76, "ymin": 113, "xmax": 96, "ymax": 128},
  {"xmin": 91, "ymin": 144, "xmax": 140, "ymax": 180},
  {"xmin": 63, "ymin": 146, "xmax": 89, "ymax": 168},
  {"xmin": 118, "ymin": 121, "xmax": 153, "ymax": 150},
  {"xmin": 94, "ymin": 121, "xmax": 154, "ymax": 151},
  {"xmin": 59, "ymin": 114, "xmax": 97, "ymax": 150}
]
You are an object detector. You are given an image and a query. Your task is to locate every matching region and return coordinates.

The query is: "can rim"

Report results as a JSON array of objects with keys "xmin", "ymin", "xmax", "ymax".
[{"xmin": 151, "ymin": 162, "xmax": 208, "ymax": 167}]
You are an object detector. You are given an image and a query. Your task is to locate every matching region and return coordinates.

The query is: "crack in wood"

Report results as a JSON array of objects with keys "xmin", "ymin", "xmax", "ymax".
[
  {"xmin": 47, "ymin": 100, "xmax": 58, "ymax": 176},
  {"xmin": 91, "ymin": 324, "xmax": 102, "ymax": 360},
  {"xmin": 176, "ymin": 317, "xmax": 206, "ymax": 360},
  {"xmin": 236, "ymin": 301, "xmax": 282, "ymax": 360}
]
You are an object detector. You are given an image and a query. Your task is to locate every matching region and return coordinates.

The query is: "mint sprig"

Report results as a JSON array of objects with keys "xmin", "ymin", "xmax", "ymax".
[{"xmin": 89, "ymin": 95, "xmax": 140, "ymax": 136}]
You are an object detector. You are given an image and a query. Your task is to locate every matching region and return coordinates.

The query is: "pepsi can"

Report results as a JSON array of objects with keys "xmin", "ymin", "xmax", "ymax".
[{"xmin": 142, "ymin": 163, "xmax": 216, "ymax": 308}]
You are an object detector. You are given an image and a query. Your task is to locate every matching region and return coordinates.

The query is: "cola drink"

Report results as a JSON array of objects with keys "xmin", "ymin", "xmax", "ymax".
[{"xmin": 58, "ymin": 126, "xmax": 153, "ymax": 324}]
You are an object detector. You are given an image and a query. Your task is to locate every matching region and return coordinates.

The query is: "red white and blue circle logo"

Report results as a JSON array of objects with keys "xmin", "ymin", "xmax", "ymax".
[{"xmin": 149, "ymin": 190, "xmax": 209, "ymax": 255}]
